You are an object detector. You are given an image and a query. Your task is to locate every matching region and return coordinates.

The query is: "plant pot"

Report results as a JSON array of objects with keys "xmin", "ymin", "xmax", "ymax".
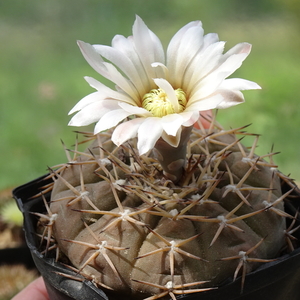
[{"xmin": 13, "ymin": 175, "xmax": 300, "ymax": 300}]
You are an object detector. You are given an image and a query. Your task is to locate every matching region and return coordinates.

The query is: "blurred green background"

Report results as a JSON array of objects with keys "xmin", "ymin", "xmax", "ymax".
[{"xmin": 1, "ymin": 0, "xmax": 300, "ymax": 191}]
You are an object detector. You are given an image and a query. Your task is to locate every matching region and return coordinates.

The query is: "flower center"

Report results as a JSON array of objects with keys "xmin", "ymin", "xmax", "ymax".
[{"xmin": 142, "ymin": 88, "xmax": 187, "ymax": 117}]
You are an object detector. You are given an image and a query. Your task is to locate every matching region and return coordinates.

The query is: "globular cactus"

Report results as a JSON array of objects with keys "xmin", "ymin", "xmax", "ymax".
[
  {"xmin": 35, "ymin": 121, "xmax": 298, "ymax": 300},
  {"xmin": 33, "ymin": 15, "xmax": 299, "ymax": 300}
]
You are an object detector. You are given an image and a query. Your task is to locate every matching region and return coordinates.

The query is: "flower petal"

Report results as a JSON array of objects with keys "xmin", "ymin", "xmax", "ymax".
[
  {"xmin": 188, "ymin": 51, "xmax": 251, "ymax": 101},
  {"xmin": 78, "ymin": 41, "xmax": 140, "ymax": 103},
  {"xmin": 118, "ymin": 102, "xmax": 152, "ymax": 117},
  {"xmin": 101, "ymin": 62, "xmax": 140, "ymax": 102},
  {"xmin": 167, "ymin": 21, "xmax": 204, "ymax": 87},
  {"xmin": 221, "ymin": 42, "xmax": 252, "ymax": 63},
  {"xmin": 216, "ymin": 90, "xmax": 245, "ymax": 108},
  {"xmin": 94, "ymin": 108, "xmax": 131, "ymax": 133},
  {"xmin": 69, "ymin": 91, "xmax": 103, "ymax": 115},
  {"xmin": 167, "ymin": 21, "xmax": 202, "ymax": 63},
  {"xmin": 112, "ymin": 34, "xmax": 154, "ymax": 91},
  {"xmin": 219, "ymin": 78, "xmax": 261, "ymax": 90},
  {"xmin": 188, "ymin": 70, "xmax": 228, "ymax": 102},
  {"xmin": 161, "ymin": 114, "xmax": 184, "ymax": 136},
  {"xmin": 84, "ymin": 76, "xmax": 134, "ymax": 103},
  {"xmin": 132, "ymin": 16, "xmax": 165, "ymax": 79},
  {"xmin": 77, "ymin": 41, "xmax": 112, "ymax": 79},
  {"xmin": 214, "ymin": 52, "xmax": 249, "ymax": 78},
  {"xmin": 151, "ymin": 62, "xmax": 169, "ymax": 79},
  {"xmin": 161, "ymin": 127, "xmax": 182, "ymax": 148},
  {"xmin": 137, "ymin": 117, "xmax": 163, "ymax": 154},
  {"xmin": 202, "ymin": 33, "xmax": 219, "ymax": 49},
  {"xmin": 185, "ymin": 94, "xmax": 225, "ymax": 111},
  {"xmin": 184, "ymin": 41, "xmax": 225, "ymax": 93},
  {"xmin": 154, "ymin": 78, "xmax": 179, "ymax": 112},
  {"xmin": 69, "ymin": 100, "xmax": 119, "ymax": 126},
  {"xmin": 180, "ymin": 111, "xmax": 200, "ymax": 127},
  {"xmin": 186, "ymin": 43, "xmax": 251, "ymax": 97},
  {"xmin": 93, "ymin": 44, "xmax": 148, "ymax": 98},
  {"xmin": 112, "ymin": 118, "xmax": 144, "ymax": 146}
]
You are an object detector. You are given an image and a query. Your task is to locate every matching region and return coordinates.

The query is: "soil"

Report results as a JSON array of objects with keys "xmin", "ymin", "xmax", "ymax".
[{"xmin": 0, "ymin": 187, "xmax": 38, "ymax": 300}]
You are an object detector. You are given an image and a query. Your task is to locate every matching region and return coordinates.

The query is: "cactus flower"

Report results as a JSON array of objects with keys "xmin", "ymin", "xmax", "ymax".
[{"xmin": 68, "ymin": 16, "xmax": 260, "ymax": 157}]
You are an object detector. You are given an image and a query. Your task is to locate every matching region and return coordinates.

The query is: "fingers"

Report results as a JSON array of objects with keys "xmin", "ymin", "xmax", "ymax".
[{"xmin": 12, "ymin": 276, "xmax": 49, "ymax": 300}]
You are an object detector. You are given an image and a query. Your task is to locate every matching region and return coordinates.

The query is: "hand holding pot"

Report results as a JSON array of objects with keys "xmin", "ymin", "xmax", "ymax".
[{"xmin": 12, "ymin": 277, "xmax": 49, "ymax": 300}]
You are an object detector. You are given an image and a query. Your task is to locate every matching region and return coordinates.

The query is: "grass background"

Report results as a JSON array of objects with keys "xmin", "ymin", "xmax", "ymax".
[{"xmin": 1, "ymin": 0, "xmax": 300, "ymax": 190}]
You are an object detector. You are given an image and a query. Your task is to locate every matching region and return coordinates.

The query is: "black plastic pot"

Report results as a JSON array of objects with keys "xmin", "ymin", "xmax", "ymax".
[{"xmin": 13, "ymin": 175, "xmax": 300, "ymax": 300}]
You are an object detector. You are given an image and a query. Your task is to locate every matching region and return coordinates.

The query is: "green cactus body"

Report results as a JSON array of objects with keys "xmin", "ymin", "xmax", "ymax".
[{"xmin": 43, "ymin": 125, "xmax": 293, "ymax": 300}]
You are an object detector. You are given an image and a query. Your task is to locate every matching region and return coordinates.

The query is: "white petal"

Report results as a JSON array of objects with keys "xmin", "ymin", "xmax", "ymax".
[
  {"xmin": 78, "ymin": 41, "xmax": 139, "ymax": 103},
  {"xmin": 118, "ymin": 102, "xmax": 152, "ymax": 117},
  {"xmin": 161, "ymin": 114, "xmax": 184, "ymax": 136},
  {"xmin": 93, "ymin": 44, "xmax": 148, "ymax": 97},
  {"xmin": 151, "ymin": 62, "xmax": 169, "ymax": 79},
  {"xmin": 189, "ymin": 51, "xmax": 251, "ymax": 101},
  {"xmin": 112, "ymin": 34, "xmax": 153, "ymax": 91},
  {"xmin": 112, "ymin": 118, "xmax": 144, "ymax": 146},
  {"xmin": 94, "ymin": 109, "xmax": 131, "ymax": 133},
  {"xmin": 196, "ymin": 41, "xmax": 225, "ymax": 75},
  {"xmin": 167, "ymin": 21, "xmax": 202, "ymax": 63},
  {"xmin": 154, "ymin": 78, "xmax": 179, "ymax": 112},
  {"xmin": 134, "ymin": 16, "xmax": 165, "ymax": 64},
  {"xmin": 137, "ymin": 117, "xmax": 163, "ymax": 154},
  {"xmin": 167, "ymin": 22, "xmax": 204, "ymax": 87},
  {"xmin": 216, "ymin": 90, "xmax": 245, "ymax": 108},
  {"xmin": 184, "ymin": 41, "xmax": 225, "ymax": 93},
  {"xmin": 219, "ymin": 78, "xmax": 261, "ymax": 90},
  {"xmin": 221, "ymin": 43, "xmax": 252, "ymax": 63},
  {"xmin": 132, "ymin": 16, "xmax": 164, "ymax": 80},
  {"xmin": 69, "ymin": 92, "xmax": 102, "ymax": 115},
  {"xmin": 214, "ymin": 52, "xmax": 249, "ymax": 78},
  {"xmin": 77, "ymin": 41, "xmax": 110, "ymax": 78},
  {"xmin": 161, "ymin": 127, "xmax": 182, "ymax": 148},
  {"xmin": 202, "ymin": 33, "xmax": 219, "ymax": 49},
  {"xmin": 148, "ymin": 28, "xmax": 165, "ymax": 64},
  {"xmin": 180, "ymin": 111, "xmax": 200, "ymax": 127},
  {"xmin": 69, "ymin": 100, "xmax": 118, "ymax": 126},
  {"xmin": 185, "ymin": 94, "xmax": 224, "ymax": 112},
  {"xmin": 186, "ymin": 43, "xmax": 251, "ymax": 97},
  {"xmin": 84, "ymin": 76, "xmax": 134, "ymax": 103},
  {"xmin": 160, "ymin": 112, "xmax": 199, "ymax": 143},
  {"xmin": 188, "ymin": 71, "xmax": 228, "ymax": 102},
  {"xmin": 101, "ymin": 62, "xmax": 140, "ymax": 102}
]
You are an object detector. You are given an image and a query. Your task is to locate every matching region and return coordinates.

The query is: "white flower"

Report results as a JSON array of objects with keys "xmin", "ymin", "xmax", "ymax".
[{"xmin": 69, "ymin": 16, "xmax": 260, "ymax": 155}]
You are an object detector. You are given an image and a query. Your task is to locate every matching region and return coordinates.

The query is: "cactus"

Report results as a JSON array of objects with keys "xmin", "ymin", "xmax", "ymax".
[
  {"xmin": 32, "ymin": 16, "xmax": 299, "ymax": 300},
  {"xmin": 34, "ymin": 120, "xmax": 298, "ymax": 300}
]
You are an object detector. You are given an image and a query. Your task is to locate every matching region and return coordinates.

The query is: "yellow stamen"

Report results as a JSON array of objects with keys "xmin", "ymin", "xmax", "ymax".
[{"xmin": 142, "ymin": 88, "xmax": 187, "ymax": 117}]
